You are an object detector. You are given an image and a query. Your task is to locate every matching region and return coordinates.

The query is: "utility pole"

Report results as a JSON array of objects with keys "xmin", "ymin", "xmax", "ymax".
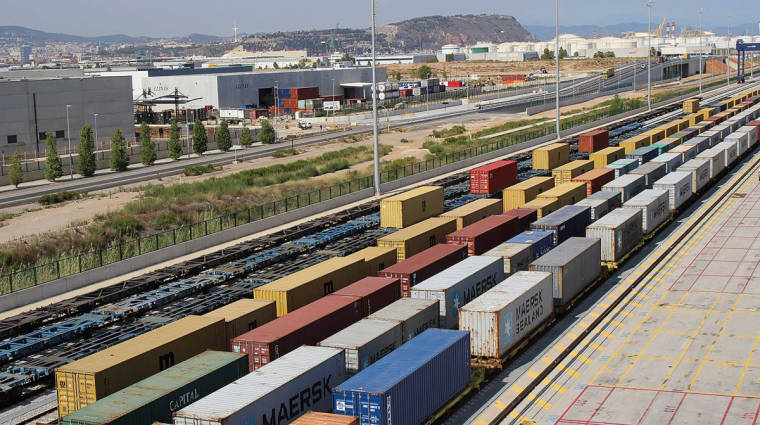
[
  {"xmin": 555, "ymin": 0, "xmax": 560, "ymax": 140},
  {"xmin": 727, "ymin": 14, "xmax": 731, "ymax": 86},
  {"xmin": 699, "ymin": 8, "xmax": 704, "ymax": 94},
  {"xmin": 93, "ymin": 113, "xmax": 99, "ymax": 150},
  {"xmin": 66, "ymin": 104, "xmax": 73, "ymax": 180},
  {"xmin": 371, "ymin": 0, "xmax": 380, "ymax": 195},
  {"xmin": 233, "ymin": 21, "xmax": 239, "ymax": 43},
  {"xmin": 647, "ymin": 0, "xmax": 654, "ymax": 111}
]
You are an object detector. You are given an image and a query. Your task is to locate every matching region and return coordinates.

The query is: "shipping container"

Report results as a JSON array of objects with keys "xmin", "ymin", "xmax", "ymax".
[
  {"xmin": 724, "ymin": 133, "xmax": 749, "ymax": 157},
  {"xmin": 651, "ymin": 152, "xmax": 684, "ymax": 173},
  {"xmin": 601, "ymin": 174, "xmax": 646, "ymax": 202},
  {"xmin": 441, "ymin": 198, "xmax": 502, "ymax": 229},
  {"xmin": 174, "ymin": 346, "xmax": 346, "ymax": 425},
  {"xmin": 530, "ymin": 205, "xmax": 592, "ymax": 246},
  {"xmin": 254, "ymin": 256, "xmax": 368, "ymax": 316},
  {"xmin": 484, "ymin": 243, "xmax": 533, "ymax": 275},
  {"xmin": 714, "ymin": 141, "xmax": 739, "ymax": 167},
  {"xmin": 410, "ymin": 256, "xmax": 505, "ymax": 328},
  {"xmin": 332, "ymin": 329, "xmax": 471, "ymax": 425},
  {"xmin": 318, "ymin": 319, "xmax": 402, "ymax": 374},
  {"xmin": 377, "ymin": 217, "xmax": 457, "ymax": 262},
  {"xmin": 653, "ymin": 171, "xmax": 693, "ymax": 210},
  {"xmin": 522, "ymin": 197, "xmax": 559, "ymax": 219},
  {"xmin": 644, "ymin": 128, "xmax": 666, "ymax": 143},
  {"xmin": 529, "ymin": 237, "xmax": 601, "ymax": 305},
  {"xmin": 628, "ymin": 162, "xmax": 667, "ymax": 188},
  {"xmin": 232, "ymin": 295, "xmax": 363, "ymax": 370},
  {"xmin": 503, "ymin": 177, "xmax": 554, "ymax": 211},
  {"xmin": 60, "ymin": 352, "xmax": 248, "ymax": 425},
  {"xmin": 651, "ymin": 139, "xmax": 680, "ymax": 155},
  {"xmin": 378, "ymin": 244, "xmax": 467, "ymax": 297},
  {"xmin": 679, "ymin": 158, "xmax": 714, "ymax": 193},
  {"xmin": 669, "ymin": 144, "xmax": 698, "ymax": 162},
  {"xmin": 501, "ymin": 208, "xmax": 538, "ymax": 230},
  {"xmin": 536, "ymin": 182, "xmax": 587, "ymax": 208},
  {"xmin": 55, "ymin": 316, "xmax": 226, "ymax": 417},
  {"xmin": 380, "ymin": 186, "xmax": 444, "ymax": 228},
  {"xmin": 606, "ymin": 159, "xmax": 639, "ymax": 178},
  {"xmin": 695, "ymin": 148, "xmax": 726, "ymax": 179},
  {"xmin": 590, "ymin": 146, "xmax": 626, "ymax": 168},
  {"xmin": 620, "ymin": 134, "xmax": 650, "ymax": 154},
  {"xmin": 345, "ymin": 246, "xmax": 397, "ymax": 275},
  {"xmin": 574, "ymin": 198, "xmax": 610, "ymax": 221},
  {"xmin": 711, "ymin": 125, "xmax": 732, "ymax": 140},
  {"xmin": 332, "ymin": 277, "xmax": 401, "ymax": 317},
  {"xmin": 572, "ymin": 168, "xmax": 615, "ymax": 196},
  {"xmin": 446, "ymin": 215, "xmax": 521, "ymax": 256},
  {"xmin": 552, "ymin": 160, "xmax": 594, "ymax": 185},
  {"xmin": 623, "ymin": 189, "xmax": 670, "ymax": 234},
  {"xmin": 626, "ymin": 146, "xmax": 660, "ymax": 165},
  {"xmin": 533, "ymin": 143, "xmax": 570, "ymax": 170},
  {"xmin": 459, "ymin": 271, "xmax": 553, "ymax": 358},
  {"xmin": 586, "ymin": 208, "xmax": 643, "ymax": 263},
  {"xmin": 367, "ymin": 298, "xmax": 440, "ymax": 342},
  {"xmin": 292, "ymin": 412, "xmax": 358, "ymax": 425},
  {"xmin": 683, "ymin": 99, "xmax": 700, "ymax": 114},
  {"xmin": 507, "ymin": 230, "xmax": 555, "ymax": 258},
  {"xmin": 578, "ymin": 130, "xmax": 609, "ymax": 152},
  {"xmin": 588, "ymin": 190, "xmax": 622, "ymax": 211},
  {"xmin": 204, "ymin": 300, "xmax": 277, "ymax": 349},
  {"xmin": 469, "ymin": 160, "xmax": 518, "ymax": 194}
]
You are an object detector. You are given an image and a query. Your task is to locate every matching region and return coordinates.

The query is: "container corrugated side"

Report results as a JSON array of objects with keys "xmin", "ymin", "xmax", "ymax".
[
  {"xmin": 440, "ymin": 198, "xmax": 502, "ymax": 229},
  {"xmin": 379, "ymin": 186, "xmax": 444, "ymax": 228},
  {"xmin": 507, "ymin": 231, "xmax": 555, "ymax": 258},
  {"xmin": 292, "ymin": 412, "xmax": 358, "ymax": 425},
  {"xmin": 623, "ymin": 189, "xmax": 670, "ymax": 234},
  {"xmin": 377, "ymin": 217, "xmax": 457, "ymax": 262},
  {"xmin": 695, "ymin": 148, "xmax": 726, "ymax": 179},
  {"xmin": 445, "ymin": 215, "xmax": 521, "ymax": 256},
  {"xmin": 628, "ymin": 162, "xmax": 667, "ymax": 188},
  {"xmin": 378, "ymin": 244, "xmax": 467, "ymax": 297},
  {"xmin": 626, "ymin": 145, "xmax": 659, "ymax": 165},
  {"xmin": 651, "ymin": 153, "xmax": 684, "ymax": 173},
  {"xmin": 572, "ymin": 168, "xmax": 615, "ymax": 196},
  {"xmin": 575, "ymin": 198, "xmax": 610, "ymax": 221},
  {"xmin": 318, "ymin": 319, "xmax": 402, "ymax": 374},
  {"xmin": 174, "ymin": 346, "xmax": 347, "ymax": 425},
  {"xmin": 588, "ymin": 190, "xmax": 622, "ymax": 212},
  {"xmin": 714, "ymin": 141, "xmax": 739, "ymax": 166},
  {"xmin": 332, "ymin": 329, "xmax": 471, "ymax": 425},
  {"xmin": 459, "ymin": 271, "xmax": 553, "ymax": 358},
  {"xmin": 605, "ymin": 159, "xmax": 639, "ymax": 178},
  {"xmin": 530, "ymin": 205, "xmax": 592, "ymax": 246},
  {"xmin": 469, "ymin": 160, "xmax": 518, "ymax": 195},
  {"xmin": 653, "ymin": 172, "xmax": 693, "ymax": 210},
  {"xmin": 345, "ymin": 246, "xmax": 397, "ymax": 275},
  {"xmin": 669, "ymin": 144, "xmax": 698, "ymax": 162},
  {"xmin": 586, "ymin": 208, "xmax": 642, "ymax": 262},
  {"xmin": 601, "ymin": 174, "xmax": 645, "ymax": 202},
  {"xmin": 410, "ymin": 256, "xmax": 505, "ymax": 328},
  {"xmin": 367, "ymin": 298, "xmax": 440, "ymax": 342},
  {"xmin": 501, "ymin": 208, "xmax": 538, "ymax": 231},
  {"xmin": 677, "ymin": 158, "xmax": 711, "ymax": 192},
  {"xmin": 536, "ymin": 182, "xmax": 587, "ymax": 208},
  {"xmin": 203, "ymin": 300, "xmax": 277, "ymax": 349},
  {"xmin": 332, "ymin": 277, "xmax": 401, "ymax": 317},
  {"xmin": 503, "ymin": 177, "xmax": 554, "ymax": 211},
  {"xmin": 529, "ymin": 237, "xmax": 601, "ymax": 305},
  {"xmin": 551, "ymin": 160, "xmax": 594, "ymax": 185},
  {"xmin": 684, "ymin": 136, "xmax": 710, "ymax": 152},
  {"xmin": 590, "ymin": 147, "xmax": 625, "ymax": 168},
  {"xmin": 522, "ymin": 197, "xmax": 559, "ymax": 219},
  {"xmin": 484, "ymin": 243, "xmax": 533, "ymax": 275},
  {"xmin": 532, "ymin": 143, "xmax": 570, "ymax": 170}
]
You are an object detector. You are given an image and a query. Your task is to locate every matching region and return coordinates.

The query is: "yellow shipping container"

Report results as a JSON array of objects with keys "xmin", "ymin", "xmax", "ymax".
[
  {"xmin": 380, "ymin": 186, "xmax": 444, "ymax": 228},
  {"xmin": 661, "ymin": 122, "xmax": 680, "ymax": 137},
  {"xmin": 698, "ymin": 107, "xmax": 716, "ymax": 119},
  {"xmin": 721, "ymin": 99, "xmax": 734, "ymax": 108},
  {"xmin": 502, "ymin": 176, "xmax": 555, "ymax": 211},
  {"xmin": 620, "ymin": 134, "xmax": 650, "ymax": 154},
  {"xmin": 683, "ymin": 99, "xmax": 700, "ymax": 114},
  {"xmin": 377, "ymin": 217, "xmax": 457, "ymax": 262},
  {"xmin": 537, "ymin": 182, "xmax": 587, "ymax": 207},
  {"xmin": 523, "ymin": 197, "xmax": 559, "ymax": 219},
  {"xmin": 590, "ymin": 146, "xmax": 625, "ymax": 168},
  {"xmin": 204, "ymin": 299, "xmax": 276, "ymax": 348},
  {"xmin": 552, "ymin": 160, "xmax": 594, "ymax": 185},
  {"xmin": 55, "ymin": 315, "xmax": 226, "ymax": 418},
  {"xmin": 532, "ymin": 143, "xmax": 570, "ymax": 170},
  {"xmin": 346, "ymin": 246, "xmax": 397, "ymax": 274},
  {"xmin": 684, "ymin": 113, "xmax": 703, "ymax": 127},
  {"xmin": 676, "ymin": 118, "xmax": 691, "ymax": 131},
  {"xmin": 440, "ymin": 198, "xmax": 502, "ymax": 229},
  {"xmin": 254, "ymin": 256, "xmax": 368, "ymax": 316},
  {"xmin": 644, "ymin": 128, "xmax": 666, "ymax": 143}
]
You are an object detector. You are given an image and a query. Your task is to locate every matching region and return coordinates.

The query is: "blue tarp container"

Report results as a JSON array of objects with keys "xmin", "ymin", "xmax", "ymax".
[
  {"xmin": 333, "ymin": 329, "xmax": 471, "ymax": 425},
  {"xmin": 626, "ymin": 146, "xmax": 660, "ymax": 166},
  {"xmin": 605, "ymin": 159, "xmax": 639, "ymax": 178},
  {"xmin": 508, "ymin": 230, "xmax": 555, "ymax": 257},
  {"xmin": 530, "ymin": 205, "xmax": 591, "ymax": 246}
]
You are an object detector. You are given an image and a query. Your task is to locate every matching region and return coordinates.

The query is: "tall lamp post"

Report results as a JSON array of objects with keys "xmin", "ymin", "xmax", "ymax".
[
  {"xmin": 647, "ymin": 0, "xmax": 654, "ymax": 111},
  {"xmin": 371, "ymin": 0, "xmax": 380, "ymax": 195},
  {"xmin": 699, "ymin": 8, "xmax": 704, "ymax": 94},
  {"xmin": 93, "ymin": 113, "xmax": 99, "ymax": 150},
  {"xmin": 66, "ymin": 104, "xmax": 73, "ymax": 180},
  {"xmin": 727, "ymin": 14, "xmax": 731, "ymax": 86},
  {"xmin": 555, "ymin": 0, "xmax": 560, "ymax": 139}
]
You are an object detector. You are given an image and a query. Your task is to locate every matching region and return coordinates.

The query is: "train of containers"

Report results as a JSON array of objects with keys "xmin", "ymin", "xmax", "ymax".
[{"xmin": 55, "ymin": 87, "xmax": 760, "ymax": 425}]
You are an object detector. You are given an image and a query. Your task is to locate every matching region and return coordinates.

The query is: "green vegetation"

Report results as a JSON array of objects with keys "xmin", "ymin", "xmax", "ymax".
[
  {"xmin": 540, "ymin": 48, "xmax": 555, "ymax": 60},
  {"xmin": 473, "ymin": 118, "xmax": 549, "ymax": 138},
  {"xmin": 39, "ymin": 191, "xmax": 80, "ymax": 205},
  {"xmin": 168, "ymin": 120, "xmax": 183, "ymax": 159},
  {"xmin": 239, "ymin": 126, "xmax": 253, "ymax": 147},
  {"xmin": 593, "ymin": 51, "xmax": 616, "ymax": 58},
  {"xmin": 110, "ymin": 129, "xmax": 129, "ymax": 172},
  {"xmin": 139, "ymin": 122, "xmax": 157, "ymax": 166},
  {"xmin": 431, "ymin": 125, "xmax": 466, "ymax": 138},
  {"xmin": 8, "ymin": 152, "xmax": 22, "ymax": 188},
  {"xmin": 400, "ymin": 138, "xmax": 410, "ymax": 143},
  {"xmin": 44, "ymin": 132, "xmax": 63, "ymax": 181},
  {"xmin": 259, "ymin": 120, "xmax": 276, "ymax": 144},
  {"xmin": 415, "ymin": 64, "xmax": 433, "ymax": 80},
  {"xmin": 272, "ymin": 148, "xmax": 299, "ymax": 158},
  {"xmin": 193, "ymin": 119, "xmax": 207, "ymax": 154},
  {"xmin": 559, "ymin": 47, "xmax": 569, "ymax": 59},
  {"xmin": 77, "ymin": 125, "xmax": 96, "ymax": 177},
  {"xmin": 183, "ymin": 164, "xmax": 218, "ymax": 176},
  {"xmin": 217, "ymin": 120, "xmax": 232, "ymax": 152}
]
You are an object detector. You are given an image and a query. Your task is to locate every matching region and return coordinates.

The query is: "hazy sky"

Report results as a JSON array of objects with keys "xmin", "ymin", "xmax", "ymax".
[{"xmin": 0, "ymin": 0, "xmax": 755, "ymax": 38}]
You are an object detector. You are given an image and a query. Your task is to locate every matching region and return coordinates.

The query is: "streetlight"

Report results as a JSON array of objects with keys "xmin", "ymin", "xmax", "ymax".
[
  {"xmin": 330, "ymin": 78, "xmax": 335, "ymax": 121},
  {"xmin": 647, "ymin": 0, "xmax": 654, "ymax": 111},
  {"xmin": 699, "ymin": 8, "xmax": 704, "ymax": 94},
  {"xmin": 727, "ymin": 14, "xmax": 731, "ymax": 86},
  {"xmin": 370, "ymin": 0, "xmax": 381, "ymax": 196},
  {"xmin": 93, "ymin": 113, "xmax": 99, "ymax": 150},
  {"xmin": 555, "ymin": 0, "xmax": 560, "ymax": 139},
  {"xmin": 66, "ymin": 104, "xmax": 73, "ymax": 180}
]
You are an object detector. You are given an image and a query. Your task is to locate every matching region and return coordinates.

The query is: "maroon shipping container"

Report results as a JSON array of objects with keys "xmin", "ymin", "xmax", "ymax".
[
  {"xmin": 290, "ymin": 86, "xmax": 320, "ymax": 100},
  {"xmin": 572, "ymin": 168, "xmax": 615, "ymax": 196},
  {"xmin": 378, "ymin": 244, "xmax": 468, "ymax": 297},
  {"xmin": 231, "ymin": 295, "xmax": 362, "ymax": 371},
  {"xmin": 748, "ymin": 120, "xmax": 760, "ymax": 133},
  {"xmin": 469, "ymin": 160, "xmax": 518, "ymax": 194},
  {"xmin": 446, "ymin": 215, "xmax": 521, "ymax": 256},
  {"xmin": 578, "ymin": 130, "xmax": 609, "ymax": 153},
  {"xmin": 501, "ymin": 208, "xmax": 537, "ymax": 230},
  {"xmin": 332, "ymin": 276, "xmax": 401, "ymax": 316}
]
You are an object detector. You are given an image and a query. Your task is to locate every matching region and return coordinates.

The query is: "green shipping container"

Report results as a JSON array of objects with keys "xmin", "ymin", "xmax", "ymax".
[{"xmin": 60, "ymin": 351, "xmax": 247, "ymax": 425}]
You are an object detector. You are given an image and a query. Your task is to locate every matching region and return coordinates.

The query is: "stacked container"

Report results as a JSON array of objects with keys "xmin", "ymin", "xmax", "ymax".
[
  {"xmin": 586, "ymin": 208, "xmax": 642, "ymax": 262},
  {"xmin": 469, "ymin": 160, "xmax": 518, "ymax": 195},
  {"xmin": 601, "ymin": 174, "xmax": 645, "ymax": 202},
  {"xmin": 377, "ymin": 217, "xmax": 458, "ymax": 261},
  {"xmin": 331, "ymin": 277, "xmax": 402, "ymax": 317},
  {"xmin": 536, "ymin": 182, "xmax": 587, "ymax": 208},
  {"xmin": 380, "ymin": 186, "xmax": 444, "ymax": 228},
  {"xmin": 651, "ymin": 152, "xmax": 683, "ymax": 173},
  {"xmin": 669, "ymin": 144, "xmax": 698, "ymax": 162},
  {"xmin": 695, "ymin": 148, "xmax": 726, "ymax": 179},
  {"xmin": 628, "ymin": 162, "xmax": 667, "ymax": 188},
  {"xmin": 503, "ymin": 177, "xmax": 554, "ymax": 211},
  {"xmin": 318, "ymin": 319, "xmax": 403, "ymax": 374},
  {"xmin": 203, "ymin": 299, "xmax": 277, "ymax": 349},
  {"xmin": 367, "ymin": 298, "xmax": 440, "ymax": 342},
  {"xmin": 572, "ymin": 168, "xmax": 615, "ymax": 196},
  {"xmin": 714, "ymin": 141, "xmax": 739, "ymax": 167},
  {"xmin": 507, "ymin": 231, "xmax": 555, "ymax": 258},
  {"xmin": 378, "ymin": 244, "xmax": 468, "ymax": 297},
  {"xmin": 532, "ymin": 143, "xmax": 570, "ymax": 170},
  {"xmin": 606, "ymin": 159, "xmax": 639, "ymax": 178},
  {"xmin": 620, "ymin": 134, "xmax": 651, "ymax": 154},
  {"xmin": 626, "ymin": 146, "xmax": 660, "ymax": 165},
  {"xmin": 522, "ymin": 196, "xmax": 559, "ymax": 219},
  {"xmin": 484, "ymin": 243, "xmax": 534, "ymax": 275},
  {"xmin": 446, "ymin": 215, "xmax": 521, "ymax": 256},
  {"xmin": 590, "ymin": 146, "xmax": 625, "ymax": 168},
  {"xmin": 579, "ymin": 130, "xmax": 609, "ymax": 152},
  {"xmin": 653, "ymin": 172, "xmax": 693, "ymax": 210},
  {"xmin": 684, "ymin": 135, "xmax": 711, "ymax": 152},
  {"xmin": 441, "ymin": 198, "xmax": 502, "ymax": 229},
  {"xmin": 530, "ymin": 205, "xmax": 592, "ymax": 246},
  {"xmin": 552, "ymin": 160, "xmax": 594, "ymax": 185},
  {"xmin": 501, "ymin": 208, "xmax": 538, "ymax": 230},
  {"xmin": 623, "ymin": 189, "xmax": 670, "ymax": 234},
  {"xmin": 529, "ymin": 237, "xmax": 601, "ymax": 305},
  {"xmin": 346, "ymin": 246, "xmax": 397, "ymax": 275}
]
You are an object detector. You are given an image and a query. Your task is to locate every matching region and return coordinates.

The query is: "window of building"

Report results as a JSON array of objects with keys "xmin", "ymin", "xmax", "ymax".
[
  {"xmin": 55, "ymin": 130, "xmax": 65, "ymax": 139},
  {"xmin": 7, "ymin": 135, "xmax": 18, "ymax": 144},
  {"xmin": 39, "ymin": 132, "xmax": 47, "ymax": 141}
]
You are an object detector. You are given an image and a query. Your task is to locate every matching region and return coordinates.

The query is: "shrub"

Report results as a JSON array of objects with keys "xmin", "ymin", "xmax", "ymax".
[
  {"xmin": 8, "ymin": 152, "xmax": 22, "ymax": 188},
  {"xmin": 104, "ymin": 217, "xmax": 143, "ymax": 238},
  {"xmin": 272, "ymin": 148, "xmax": 299, "ymax": 158},
  {"xmin": 39, "ymin": 191, "xmax": 80, "ymax": 205},
  {"xmin": 319, "ymin": 159, "xmax": 350, "ymax": 174},
  {"xmin": 422, "ymin": 141, "xmax": 444, "ymax": 155},
  {"xmin": 259, "ymin": 120, "xmax": 276, "ymax": 144},
  {"xmin": 400, "ymin": 138, "xmax": 410, "ymax": 143},
  {"xmin": 155, "ymin": 212, "xmax": 180, "ymax": 229},
  {"xmin": 183, "ymin": 164, "xmax": 217, "ymax": 176}
]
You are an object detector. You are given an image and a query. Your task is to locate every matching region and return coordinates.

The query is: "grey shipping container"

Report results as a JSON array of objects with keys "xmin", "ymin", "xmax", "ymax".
[
  {"xmin": 695, "ymin": 148, "xmax": 726, "ymax": 179},
  {"xmin": 653, "ymin": 171, "xmax": 693, "ymax": 211},
  {"xmin": 530, "ymin": 205, "xmax": 592, "ymax": 246},
  {"xmin": 318, "ymin": 319, "xmax": 402, "ymax": 374},
  {"xmin": 684, "ymin": 136, "xmax": 710, "ymax": 152},
  {"xmin": 714, "ymin": 141, "xmax": 739, "ymax": 166},
  {"xmin": 172, "ymin": 346, "xmax": 347, "ymax": 425},
  {"xmin": 677, "ymin": 158, "xmax": 711, "ymax": 193},
  {"xmin": 410, "ymin": 256, "xmax": 505, "ymax": 328},
  {"xmin": 575, "ymin": 198, "xmax": 611, "ymax": 221},
  {"xmin": 651, "ymin": 153, "xmax": 683, "ymax": 173},
  {"xmin": 601, "ymin": 174, "xmax": 645, "ymax": 202},
  {"xmin": 711, "ymin": 125, "xmax": 731, "ymax": 140},
  {"xmin": 484, "ymin": 243, "xmax": 533, "ymax": 275},
  {"xmin": 367, "ymin": 298, "xmax": 439, "ymax": 342},
  {"xmin": 727, "ymin": 132, "xmax": 749, "ymax": 155},
  {"xmin": 629, "ymin": 162, "xmax": 667, "ymax": 188},
  {"xmin": 588, "ymin": 190, "xmax": 622, "ymax": 211},
  {"xmin": 623, "ymin": 189, "xmax": 670, "ymax": 234},
  {"xmin": 586, "ymin": 208, "xmax": 642, "ymax": 262},
  {"xmin": 529, "ymin": 237, "xmax": 601, "ymax": 305}
]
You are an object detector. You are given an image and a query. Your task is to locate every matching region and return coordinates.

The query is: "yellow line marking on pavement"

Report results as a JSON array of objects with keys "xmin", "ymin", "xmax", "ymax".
[
  {"xmin": 686, "ymin": 295, "xmax": 740, "ymax": 391},
  {"xmin": 473, "ymin": 419, "xmax": 489, "ymax": 425},
  {"xmin": 526, "ymin": 369, "xmax": 569, "ymax": 393},
  {"xmin": 540, "ymin": 356, "xmax": 581, "ymax": 378},
  {"xmin": 509, "ymin": 385, "xmax": 553, "ymax": 410}
]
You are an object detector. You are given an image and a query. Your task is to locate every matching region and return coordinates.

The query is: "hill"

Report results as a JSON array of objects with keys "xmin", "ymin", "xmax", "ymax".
[{"xmin": 0, "ymin": 25, "xmax": 221, "ymax": 46}]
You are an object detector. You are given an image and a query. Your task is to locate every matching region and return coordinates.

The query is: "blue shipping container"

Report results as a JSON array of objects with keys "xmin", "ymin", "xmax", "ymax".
[
  {"xmin": 606, "ymin": 159, "xmax": 639, "ymax": 178},
  {"xmin": 508, "ymin": 231, "xmax": 554, "ymax": 258},
  {"xmin": 530, "ymin": 205, "xmax": 591, "ymax": 246},
  {"xmin": 333, "ymin": 329, "xmax": 471, "ymax": 425},
  {"xmin": 277, "ymin": 88, "xmax": 291, "ymax": 99},
  {"xmin": 626, "ymin": 146, "xmax": 659, "ymax": 166}
]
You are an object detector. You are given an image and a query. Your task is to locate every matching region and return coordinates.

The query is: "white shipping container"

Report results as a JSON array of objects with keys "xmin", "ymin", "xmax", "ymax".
[
  {"xmin": 459, "ymin": 271, "xmax": 553, "ymax": 358},
  {"xmin": 671, "ymin": 144, "xmax": 698, "ymax": 162},
  {"xmin": 367, "ymin": 298, "xmax": 439, "ymax": 342},
  {"xmin": 651, "ymin": 153, "xmax": 683, "ymax": 173},
  {"xmin": 684, "ymin": 136, "xmax": 710, "ymax": 153},
  {"xmin": 173, "ymin": 346, "xmax": 346, "ymax": 425},
  {"xmin": 410, "ymin": 256, "xmax": 505, "ymax": 328},
  {"xmin": 695, "ymin": 148, "xmax": 726, "ymax": 179},
  {"xmin": 484, "ymin": 243, "xmax": 533, "ymax": 275},
  {"xmin": 529, "ymin": 238, "xmax": 601, "ymax": 305},
  {"xmin": 738, "ymin": 125, "xmax": 759, "ymax": 146},
  {"xmin": 586, "ymin": 208, "xmax": 642, "ymax": 262},
  {"xmin": 653, "ymin": 171, "xmax": 693, "ymax": 210},
  {"xmin": 318, "ymin": 319, "xmax": 402, "ymax": 373},
  {"xmin": 711, "ymin": 125, "xmax": 731, "ymax": 140},
  {"xmin": 729, "ymin": 132, "xmax": 750, "ymax": 156},
  {"xmin": 601, "ymin": 174, "xmax": 646, "ymax": 202},
  {"xmin": 714, "ymin": 141, "xmax": 738, "ymax": 166},
  {"xmin": 623, "ymin": 189, "xmax": 670, "ymax": 234},
  {"xmin": 575, "ymin": 198, "xmax": 610, "ymax": 221},
  {"xmin": 219, "ymin": 108, "xmax": 246, "ymax": 119},
  {"xmin": 677, "ymin": 158, "xmax": 711, "ymax": 193}
]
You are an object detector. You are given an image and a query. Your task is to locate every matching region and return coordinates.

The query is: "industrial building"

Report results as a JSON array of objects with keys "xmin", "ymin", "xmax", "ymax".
[
  {"xmin": 0, "ymin": 74, "xmax": 134, "ymax": 156},
  {"xmin": 355, "ymin": 53, "xmax": 437, "ymax": 66}
]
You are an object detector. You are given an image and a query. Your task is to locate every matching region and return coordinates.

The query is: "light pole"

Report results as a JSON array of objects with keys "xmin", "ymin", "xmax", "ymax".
[
  {"xmin": 66, "ymin": 104, "xmax": 73, "ymax": 180},
  {"xmin": 370, "ymin": 0, "xmax": 380, "ymax": 195},
  {"xmin": 330, "ymin": 78, "xmax": 335, "ymax": 121},
  {"xmin": 555, "ymin": 0, "xmax": 560, "ymax": 139},
  {"xmin": 93, "ymin": 113, "xmax": 99, "ymax": 150},
  {"xmin": 647, "ymin": 0, "xmax": 654, "ymax": 111},
  {"xmin": 727, "ymin": 14, "xmax": 731, "ymax": 86},
  {"xmin": 699, "ymin": 8, "xmax": 704, "ymax": 94}
]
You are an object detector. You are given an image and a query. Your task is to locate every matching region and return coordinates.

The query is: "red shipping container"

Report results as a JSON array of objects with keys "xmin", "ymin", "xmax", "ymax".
[
  {"xmin": 469, "ymin": 160, "xmax": 518, "ymax": 194},
  {"xmin": 446, "ymin": 215, "xmax": 521, "ymax": 256},
  {"xmin": 331, "ymin": 276, "xmax": 401, "ymax": 316},
  {"xmin": 447, "ymin": 81, "xmax": 463, "ymax": 87},
  {"xmin": 231, "ymin": 295, "xmax": 363, "ymax": 371},
  {"xmin": 572, "ymin": 168, "xmax": 615, "ymax": 196},
  {"xmin": 501, "ymin": 208, "xmax": 537, "ymax": 230},
  {"xmin": 578, "ymin": 130, "xmax": 609, "ymax": 153},
  {"xmin": 378, "ymin": 244, "xmax": 468, "ymax": 297},
  {"xmin": 747, "ymin": 120, "xmax": 760, "ymax": 132},
  {"xmin": 290, "ymin": 87, "xmax": 320, "ymax": 100}
]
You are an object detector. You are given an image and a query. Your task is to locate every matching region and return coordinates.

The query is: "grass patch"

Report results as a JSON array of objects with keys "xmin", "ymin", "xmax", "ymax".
[
  {"xmin": 432, "ymin": 125, "xmax": 466, "ymax": 138},
  {"xmin": 272, "ymin": 148, "xmax": 299, "ymax": 158},
  {"xmin": 38, "ymin": 191, "xmax": 80, "ymax": 205},
  {"xmin": 183, "ymin": 164, "xmax": 218, "ymax": 176},
  {"xmin": 473, "ymin": 118, "xmax": 549, "ymax": 138}
]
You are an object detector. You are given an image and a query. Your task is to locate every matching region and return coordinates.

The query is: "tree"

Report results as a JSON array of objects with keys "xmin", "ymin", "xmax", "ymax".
[
  {"xmin": 110, "ymin": 129, "xmax": 129, "ymax": 171},
  {"xmin": 559, "ymin": 47, "xmax": 569, "ymax": 59},
  {"xmin": 8, "ymin": 152, "xmax": 23, "ymax": 188},
  {"xmin": 168, "ymin": 120, "xmax": 182, "ymax": 159},
  {"xmin": 340, "ymin": 53, "xmax": 355, "ymax": 63},
  {"xmin": 605, "ymin": 51, "xmax": 616, "ymax": 58},
  {"xmin": 77, "ymin": 124, "xmax": 96, "ymax": 177},
  {"xmin": 540, "ymin": 48, "xmax": 555, "ymax": 60},
  {"xmin": 573, "ymin": 51, "xmax": 579, "ymax": 57},
  {"xmin": 193, "ymin": 119, "xmax": 208, "ymax": 154},
  {"xmin": 392, "ymin": 70, "xmax": 402, "ymax": 81},
  {"xmin": 273, "ymin": 62, "xmax": 279, "ymax": 69},
  {"xmin": 139, "ymin": 122, "xmax": 157, "ymax": 165},
  {"xmin": 415, "ymin": 64, "xmax": 433, "ymax": 80},
  {"xmin": 239, "ymin": 126, "xmax": 253, "ymax": 147},
  {"xmin": 259, "ymin": 120, "xmax": 276, "ymax": 144},
  {"xmin": 44, "ymin": 132, "xmax": 63, "ymax": 181},
  {"xmin": 445, "ymin": 53, "xmax": 455, "ymax": 62},
  {"xmin": 217, "ymin": 120, "xmax": 232, "ymax": 152}
]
